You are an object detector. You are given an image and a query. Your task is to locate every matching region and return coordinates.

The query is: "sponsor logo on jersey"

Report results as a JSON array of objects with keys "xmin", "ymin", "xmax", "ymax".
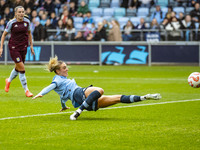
[
  {"xmin": 24, "ymin": 23, "xmax": 27, "ymax": 27},
  {"xmin": 16, "ymin": 57, "xmax": 20, "ymax": 62},
  {"xmin": 14, "ymin": 24, "xmax": 18, "ymax": 27}
]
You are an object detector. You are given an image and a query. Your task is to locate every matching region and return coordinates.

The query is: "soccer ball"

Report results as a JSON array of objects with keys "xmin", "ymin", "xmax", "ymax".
[{"xmin": 188, "ymin": 72, "xmax": 200, "ymax": 88}]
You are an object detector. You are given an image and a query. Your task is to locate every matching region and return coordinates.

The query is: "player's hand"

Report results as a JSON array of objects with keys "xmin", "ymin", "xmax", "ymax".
[
  {"xmin": 60, "ymin": 107, "xmax": 70, "ymax": 112},
  {"xmin": 32, "ymin": 94, "xmax": 43, "ymax": 99},
  {"xmin": 30, "ymin": 46, "xmax": 35, "ymax": 56},
  {"xmin": 0, "ymin": 48, "xmax": 3, "ymax": 57}
]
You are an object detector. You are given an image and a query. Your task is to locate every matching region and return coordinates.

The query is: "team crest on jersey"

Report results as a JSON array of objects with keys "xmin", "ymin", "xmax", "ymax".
[
  {"xmin": 24, "ymin": 23, "xmax": 27, "ymax": 27},
  {"xmin": 16, "ymin": 57, "xmax": 20, "ymax": 62}
]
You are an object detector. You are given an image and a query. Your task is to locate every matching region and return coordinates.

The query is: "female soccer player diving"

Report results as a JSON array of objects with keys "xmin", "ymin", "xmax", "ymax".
[
  {"xmin": 32, "ymin": 56, "xmax": 161, "ymax": 120},
  {"xmin": 0, "ymin": 6, "xmax": 35, "ymax": 97}
]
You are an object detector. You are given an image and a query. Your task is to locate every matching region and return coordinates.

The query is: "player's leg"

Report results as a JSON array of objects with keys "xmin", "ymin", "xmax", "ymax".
[
  {"xmin": 70, "ymin": 87, "xmax": 104, "ymax": 120},
  {"xmin": 79, "ymin": 86, "xmax": 104, "ymax": 110},
  {"xmin": 5, "ymin": 68, "xmax": 19, "ymax": 92},
  {"xmin": 15, "ymin": 52, "xmax": 33, "ymax": 97},
  {"xmin": 84, "ymin": 87, "xmax": 104, "ymax": 97},
  {"xmin": 97, "ymin": 95, "xmax": 141, "ymax": 108},
  {"xmin": 97, "ymin": 95, "xmax": 121, "ymax": 108},
  {"xmin": 98, "ymin": 94, "xmax": 162, "ymax": 108},
  {"xmin": 70, "ymin": 88, "xmax": 161, "ymax": 120},
  {"xmin": 5, "ymin": 50, "xmax": 20, "ymax": 92}
]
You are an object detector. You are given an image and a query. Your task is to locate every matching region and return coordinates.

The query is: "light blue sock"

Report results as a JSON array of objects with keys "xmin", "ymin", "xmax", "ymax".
[
  {"xmin": 8, "ymin": 68, "xmax": 18, "ymax": 82},
  {"xmin": 19, "ymin": 72, "xmax": 28, "ymax": 92}
]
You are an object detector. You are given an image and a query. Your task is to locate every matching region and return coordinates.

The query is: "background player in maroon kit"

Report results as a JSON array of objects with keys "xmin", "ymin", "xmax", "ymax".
[{"xmin": 0, "ymin": 6, "xmax": 35, "ymax": 97}]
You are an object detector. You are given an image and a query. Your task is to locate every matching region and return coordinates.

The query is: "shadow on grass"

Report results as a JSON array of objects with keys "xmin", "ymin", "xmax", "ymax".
[{"xmin": 38, "ymin": 114, "xmax": 152, "ymax": 123}]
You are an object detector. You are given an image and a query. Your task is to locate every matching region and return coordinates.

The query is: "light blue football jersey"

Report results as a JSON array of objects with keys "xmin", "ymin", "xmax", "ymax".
[{"xmin": 51, "ymin": 75, "xmax": 79, "ymax": 106}]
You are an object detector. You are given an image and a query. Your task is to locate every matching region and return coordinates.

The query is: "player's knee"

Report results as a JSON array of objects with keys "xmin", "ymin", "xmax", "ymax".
[
  {"xmin": 16, "ymin": 67, "xmax": 25, "ymax": 72},
  {"xmin": 19, "ymin": 70, "xmax": 25, "ymax": 74},
  {"xmin": 15, "ymin": 62, "xmax": 25, "ymax": 71},
  {"xmin": 98, "ymin": 88, "xmax": 104, "ymax": 95},
  {"xmin": 16, "ymin": 67, "xmax": 25, "ymax": 73}
]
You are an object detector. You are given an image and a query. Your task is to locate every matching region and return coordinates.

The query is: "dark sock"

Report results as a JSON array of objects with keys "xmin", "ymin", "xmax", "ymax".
[
  {"xmin": 120, "ymin": 95, "xmax": 141, "ymax": 103},
  {"xmin": 79, "ymin": 90, "xmax": 101, "ymax": 111}
]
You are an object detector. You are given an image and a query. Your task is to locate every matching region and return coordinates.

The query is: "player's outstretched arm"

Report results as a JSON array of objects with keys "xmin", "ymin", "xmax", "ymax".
[
  {"xmin": 28, "ymin": 30, "xmax": 35, "ymax": 56},
  {"xmin": 60, "ymin": 107, "xmax": 70, "ymax": 112},
  {"xmin": 32, "ymin": 83, "xmax": 56, "ymax": 100},
  {"xmin": 32, "ymin": 94, "xmax": 43, "ymax": 99},
  {"xmin": 59, "ymin": 97, "xmax": 70, "ymax": 112},
  {"xmin": 0, "ymin": 31, "xmax": 8, "ymax": 57}
]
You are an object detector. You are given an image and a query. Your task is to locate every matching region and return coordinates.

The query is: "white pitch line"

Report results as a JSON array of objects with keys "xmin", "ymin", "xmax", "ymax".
[{"xmin": 0, "ymin": 99, "xmax": 200, "ymax": 121}]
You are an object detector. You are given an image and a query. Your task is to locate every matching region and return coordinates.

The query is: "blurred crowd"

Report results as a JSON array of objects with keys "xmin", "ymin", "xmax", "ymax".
[{"xmin": 0, "ymin": 0, "xmax": 200, "ymax": 41}]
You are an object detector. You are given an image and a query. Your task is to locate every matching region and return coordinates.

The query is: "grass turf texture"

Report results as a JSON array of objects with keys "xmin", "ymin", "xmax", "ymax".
[{"xmin": 0, "ymin": 65, "xmax": 199, "ymax": 149}]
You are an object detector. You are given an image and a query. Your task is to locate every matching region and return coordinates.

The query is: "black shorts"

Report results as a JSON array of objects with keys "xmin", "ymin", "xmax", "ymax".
[
  {"xmin": 9, "ymin": 50, "xmax": 27, "ymax": 63},
  {"xmin": 73, "ymin": 87, "xmax": 99, "ymax": 111}
]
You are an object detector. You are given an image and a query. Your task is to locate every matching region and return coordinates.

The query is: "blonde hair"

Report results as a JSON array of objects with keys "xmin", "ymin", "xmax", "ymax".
[
  {"xmin": 14, "ymin": 6, "xmax": 24, "ymax": 19},
  {"xmin": 113, "ymin": 20, "xmax": 120, "ymax": 28},
  {"xmin": 47, "ymin": 56, "xmax": 63, "ymax": 73},
  {"xmin": 15, "ymin": 6, "xmax": 24, "ymax": 12}
]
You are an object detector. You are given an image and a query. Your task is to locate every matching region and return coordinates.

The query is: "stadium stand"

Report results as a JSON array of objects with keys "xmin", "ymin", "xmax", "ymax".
[
  {"xmin": 93, "ymin": 17, "xmax": 104, "ymax": 24},
  {"xmin": 114, "ymin": 7, "xmax": 126, "ymax": 18},
  {"xmin": 0, "ymin": 0, "xmax": 199, "ymax": 42},
  {"xmin": 88, "ymin": 0, "xmax": 100, "ymax": 8},
  {"xmin": 74, "ymin": 17, "xmax": 84, "ymax": 24},
  {"xmin": 110, "ymin": 0, "xmax": 120, "ymax": 8},
  {"xmin": 173, "ymin": 6, "xmax": 185, "ymax": 14},
  {"xmin": 74, "ymin": 23, "xmax": 83, "ymax": 30},
  {"xmin": 103, "ymin": 16, "xmax": 112, "ymax": 21},
  {"xmin": 103, "ymin": 8, "xmax": 115, "ymax": 17},
  {"xmin": 130, "ymin": 17, "xmax": 141, "ymax": 26},
  {"xmin": 137, "ymin": 7, "xmax": 149, "ymax": 17},
  {"xmin": 118, "ymin": 17, "xmax": 129, "ymax": 29},
  {"xmin": 156, "ymin": 0, "xmax": 168, "ymax": 7},
  {"xmin": 161, "ymin": 7, "xmax": 168, "ymax": 14},
  {"xmin": 100, "ymin": 0, "xmax": 111, "ymax": 8},
  {"xmin": 126, "ymin": 8, "xmax": 137, "ymax": 17},
  {"xmin": 78, "ymin": 0, "xmax": 89, "ymax": 6},
  {"xmin": 149, "ymin": 7, "xmax": 156, "ymax": 15},
  {"xmin": 185, "ymin": 7, "xmax": 195, "ymax": 14},
  {"xmin": 91, "ymin": 8, "xmax": 103, "ymax": 17}
]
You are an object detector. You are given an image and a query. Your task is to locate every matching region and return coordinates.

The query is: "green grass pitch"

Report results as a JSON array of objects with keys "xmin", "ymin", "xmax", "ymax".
[{"xmin": 0, "ymin": 65, "xmax": 199, "ymax": 149}]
